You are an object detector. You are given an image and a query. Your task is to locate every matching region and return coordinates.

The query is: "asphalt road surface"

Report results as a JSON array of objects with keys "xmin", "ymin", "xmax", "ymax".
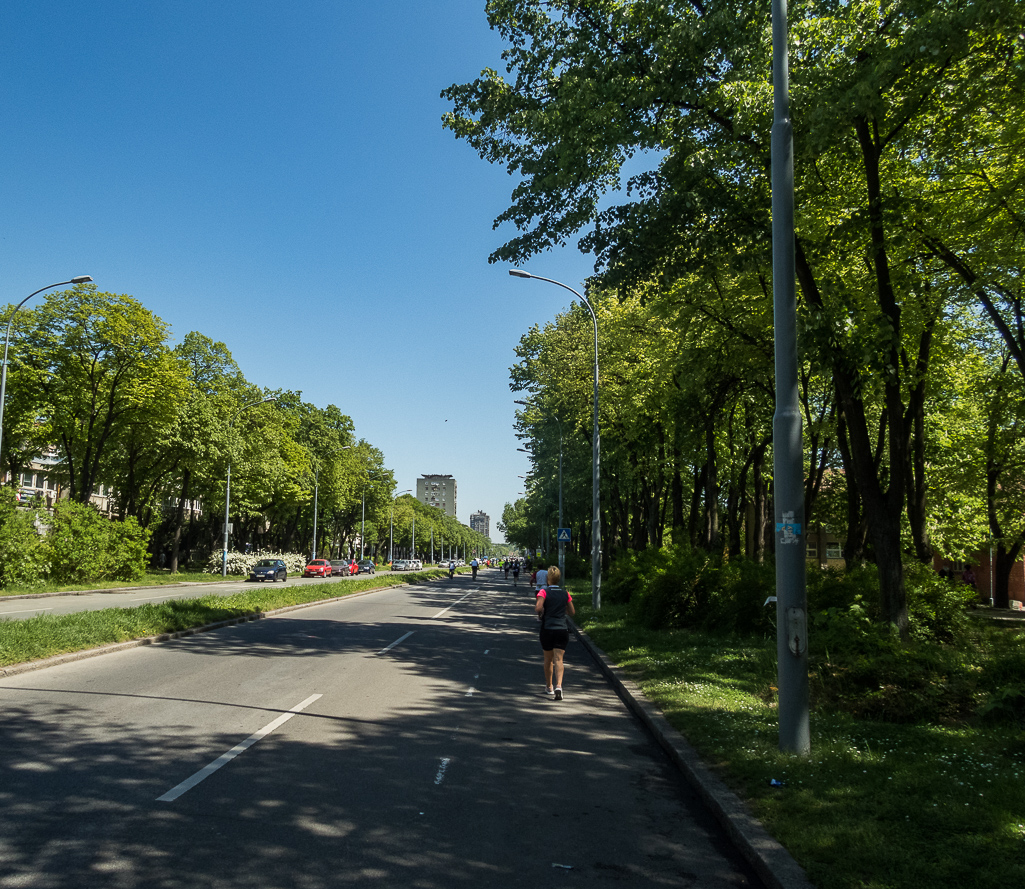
[{"xmin": 0, "ymin": 571, "xmax": 762, "ymax": 889}]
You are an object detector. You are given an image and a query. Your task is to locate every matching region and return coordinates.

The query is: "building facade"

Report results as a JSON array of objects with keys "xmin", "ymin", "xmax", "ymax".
[
  {"xmin": 417, "ymin": 474, "xmax": 457, "ymax": 517},
  {"xmin": 469, "ymin": 510, "xmax": 490, "ymax": 539}
]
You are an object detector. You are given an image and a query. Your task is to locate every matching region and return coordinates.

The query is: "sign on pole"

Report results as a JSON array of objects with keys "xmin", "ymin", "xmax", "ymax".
[{"xmin": 557, "ymin": 528, "xmax": 571, "ymax": 543}]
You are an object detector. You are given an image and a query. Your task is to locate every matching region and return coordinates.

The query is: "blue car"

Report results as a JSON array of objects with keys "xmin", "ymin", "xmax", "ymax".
[{"xmin": 249, "ymin": 559, "xmax": 287, "ymax": 582}]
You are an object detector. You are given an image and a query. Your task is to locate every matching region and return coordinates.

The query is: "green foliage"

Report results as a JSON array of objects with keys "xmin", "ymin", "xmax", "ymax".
[
  {"xmin": 205, "ymin": 550, "xmax": 308, "ymax": 576},
  {"xmin": 46, "ymin": 500, "xmax": 150, "ymax": 584},
  {"xmin": 0, "ymin": 489, "xmax": 48, "ymax": 586}
]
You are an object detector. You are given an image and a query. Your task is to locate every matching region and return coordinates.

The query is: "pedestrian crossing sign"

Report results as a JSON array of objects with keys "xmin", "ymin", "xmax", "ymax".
[{"xmin": 557, "ymin": 528, "xmax": 571, "ymax": 543}]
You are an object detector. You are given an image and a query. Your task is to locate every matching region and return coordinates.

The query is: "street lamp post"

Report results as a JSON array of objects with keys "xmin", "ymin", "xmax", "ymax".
[
  {"xmin": 361, "ymin": 470, "xmax": 377, "ymax": 559},
  {"xmin": 389, "ymin": 489, "xmax": 411, "ymax": 563},
  {"xmin": 510, "ymin": 269, "xmax": 601, "ymax": 609},
  {"xmin": 312, "ymin": 445, "xmax": 351, "ymax": 561},
  {"xmin": 222, "ymin": 396, "xmax": 276, "ymax": 577},
  {"xmin": 771, "ymin": 0, "xmax": 810, "ymax": 755},
  {"xmin": 0, "ymin": 277, "xmax": 93, "ymax": 468}
]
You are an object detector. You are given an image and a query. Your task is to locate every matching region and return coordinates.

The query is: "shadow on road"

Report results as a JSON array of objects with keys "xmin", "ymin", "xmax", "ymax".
[{"xmin": 0, "ymin": 574, "xmax": 761, "ymax": 889}]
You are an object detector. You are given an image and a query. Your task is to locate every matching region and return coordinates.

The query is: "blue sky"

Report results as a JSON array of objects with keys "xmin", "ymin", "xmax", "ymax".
[{"xmin": 0, "ymin": 1, "xmax": 600, "ymax": 542}]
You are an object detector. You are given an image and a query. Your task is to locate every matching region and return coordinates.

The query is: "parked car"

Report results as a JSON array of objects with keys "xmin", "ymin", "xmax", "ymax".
[
  {"xmin": 303, "ymin": 559, "xmax": 333, "ymax": 578},
  {"xmin": 249, "ymin": 559, "xmax": 287, "ymax": 583},
  {"xmin": 409, "ymin": 559, "xmax": 423, "ymax": 570},
  {"xmin": 392, "ymin": 559, "xmax": 408, "ymax": 571},
  {"xmin": 357, "ymin": 559, "xmax": 375, "ymax": 574},
  {"xmin": 329, "ymin": 560, "xmax": 348, "ymax": 576}
]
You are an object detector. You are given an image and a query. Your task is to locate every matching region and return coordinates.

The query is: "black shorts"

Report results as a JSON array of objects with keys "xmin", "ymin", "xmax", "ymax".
[{"xmin": 539, "ymin": 628, "xmax": 569, "ymax": 651}]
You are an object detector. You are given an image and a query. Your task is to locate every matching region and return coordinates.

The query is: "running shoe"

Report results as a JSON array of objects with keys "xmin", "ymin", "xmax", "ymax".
[
  {"xmin": 545, "ymin": 686, "xmax": 555, "ymax": 698},
  {"xmin": 554, "ymin": 687, "xmax": 563, "ymax": 701}
]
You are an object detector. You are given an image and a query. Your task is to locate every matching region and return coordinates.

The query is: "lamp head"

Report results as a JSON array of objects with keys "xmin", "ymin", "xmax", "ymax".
[
  {"xmin": 508, "ymin": 269, "xmax": 532, "ymax": 279},
  {"xmin": 71, "ymin": 276, "xmax": 93, "ymax": 285}
]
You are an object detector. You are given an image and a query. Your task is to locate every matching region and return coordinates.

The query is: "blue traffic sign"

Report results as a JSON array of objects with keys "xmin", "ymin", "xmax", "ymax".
[{"xmin": 557, "ymin": 528, "xmax": 572, "ymax": 543}]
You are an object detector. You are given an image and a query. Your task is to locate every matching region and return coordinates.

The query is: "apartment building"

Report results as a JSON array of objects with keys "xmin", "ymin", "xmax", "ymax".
[
  {"xmin": 417, "ymin": 474, "xmax": 457, "ymax": 518},
  {"xmin": 469, "ymin": 510, "xmax": 489, "ymax": 538}
]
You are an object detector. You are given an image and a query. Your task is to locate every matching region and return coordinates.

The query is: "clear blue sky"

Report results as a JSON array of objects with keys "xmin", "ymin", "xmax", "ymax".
[{"xmin": 0, "ymin": 1, "xmax": 599, "ymax": 542}]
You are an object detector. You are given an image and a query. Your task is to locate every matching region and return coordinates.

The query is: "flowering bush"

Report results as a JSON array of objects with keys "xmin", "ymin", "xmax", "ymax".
[{"xmin": 205, "ymin": 550, "xmax": 308, "ymax": 576}]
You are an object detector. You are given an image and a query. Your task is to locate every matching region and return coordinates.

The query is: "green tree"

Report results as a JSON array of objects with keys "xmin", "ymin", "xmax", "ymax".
[{"xmin": 14, "ymin": 285, "xmax": 186, "ymax": 506}]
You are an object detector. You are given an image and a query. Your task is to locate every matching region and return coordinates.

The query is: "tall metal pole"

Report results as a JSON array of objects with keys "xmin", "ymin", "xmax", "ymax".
[
  {"xmin": 558, "ymin": 421, "xmax": 564, "ymax": 582},
  {"xmin": 222, "ymin": 396, "xmax": 276, "ymax": 578},
  {"xmin": 0, "ymin": 277, "xmax": 92, "ymax": 471},
  {"xmin": 771, "ymin": 0, "xmax": 810, "ymax": 755},
  {"xmin": 311, "ymin": 465, "xmax": 320, "ymax": 561},
  {"xmin": 509, "ymin": 270, "xmax": 601, "ymax": 609}
]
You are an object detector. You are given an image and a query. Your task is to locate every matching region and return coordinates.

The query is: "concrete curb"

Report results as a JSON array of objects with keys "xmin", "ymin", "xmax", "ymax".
[
  {"xmin": 571, "ymin": 619, "xmax": 816, "ymax": 889},
  {"xmin": 0, "ymin": 580, "xmax": 413, "ymax": 679}
]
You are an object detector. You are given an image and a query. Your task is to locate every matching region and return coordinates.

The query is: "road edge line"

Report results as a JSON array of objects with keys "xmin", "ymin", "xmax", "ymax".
[{"xmin": 570, "ymin": 618, "xmax": 816, "ymax": 889}]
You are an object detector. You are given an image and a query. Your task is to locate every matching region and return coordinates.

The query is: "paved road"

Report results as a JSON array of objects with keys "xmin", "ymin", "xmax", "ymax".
[
  {"xmin": 0, "ymin": 571, "xmax": 396, "ymax": 621},
  {"xmin": 0, "ymin": 571, "xmax": 762, "ymax": 889}
]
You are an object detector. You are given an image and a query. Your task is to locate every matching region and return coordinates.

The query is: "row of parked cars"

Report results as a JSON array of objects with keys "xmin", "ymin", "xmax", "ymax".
[
  {"xmin": 390, "ymin": 559, "xmax": 422, "ymax": 571},
  {"xmin": 247, "ymin": 558, "xmax": 376, "ymax": 582}
]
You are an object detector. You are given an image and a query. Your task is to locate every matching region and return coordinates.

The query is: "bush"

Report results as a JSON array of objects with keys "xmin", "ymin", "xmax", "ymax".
[
  {"xmin": 0, "ymin": 488, "xmax": 48, "ymax": 586},
  {"xmin": 204, "ymin": 550, "xmax": 308, "ymax": 576},
  {"xmin": 47, "ymin": 500, "xmax": 150, "ymax": 584}
]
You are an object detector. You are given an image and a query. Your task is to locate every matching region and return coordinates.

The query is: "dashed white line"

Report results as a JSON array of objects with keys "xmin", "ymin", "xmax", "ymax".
[
  {"xmin": 434, "ymin": 757, "xmax": 451, "ymax": 785},
  {"xmin": 130, "ymin": 594, "xmax": 174, "ymax": 602},
  {"xmin": 0, "ymin": 607, "xmax": 54, "ymax": 614},
  {"xmin": 377, "ymin": 631, "xmax": 414, "ymax": 655},
  {"xmin": 431, "ymin": 591, "xmax": 474, "ymax": 620},
  {"xmin": 157, "ymin": 693, "xmax": 322, "ymax": 802}
]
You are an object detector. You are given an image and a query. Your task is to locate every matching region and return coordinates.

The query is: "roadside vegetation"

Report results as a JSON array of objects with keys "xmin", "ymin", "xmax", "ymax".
[
  {"xmin": 569, "ymin": 548, "xmax": 1025, "ymax": 889},
  {"xmin": 0, "ymin": 568, "xmax": 450, "ymax": 668}
]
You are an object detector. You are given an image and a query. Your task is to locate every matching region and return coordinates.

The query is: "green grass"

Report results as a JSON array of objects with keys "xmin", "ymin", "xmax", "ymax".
[
  {"xmin": 0, "ymin": 569, "xmax": 449, "ymax": 667},
  {"xmin": 0, "ymin": 568, "xmax": 240, "ymax": 597},
  {"xmin": 571, "ymin": 596, "xmax": 1025, "ymax": 889}
]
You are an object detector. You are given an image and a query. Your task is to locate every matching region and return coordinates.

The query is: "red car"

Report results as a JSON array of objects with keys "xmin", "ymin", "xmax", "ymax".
[
  {"xmin": 348, "ymin": 560, "xmax": 359, "ymax": 575},
  {"xmin": 303, "ymin": 559, "xmax": 333, "ymax": 578}
]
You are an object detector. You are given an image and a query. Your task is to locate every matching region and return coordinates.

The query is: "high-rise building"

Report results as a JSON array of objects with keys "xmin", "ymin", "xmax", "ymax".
[
  {"xmin": 417, "ymin": 474, "xmax": 457, "ymax": 517},
  {"xmin": 469, "ymin": 510, "xmax": 490, "ymax": 538}
]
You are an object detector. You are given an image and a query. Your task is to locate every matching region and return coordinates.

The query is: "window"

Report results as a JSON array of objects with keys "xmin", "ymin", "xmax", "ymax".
[
  {"xmin": 806, "ymin": 541, "xmax": 818, "ymax": 558},
  {"xmin": 826, "ymin": 543, "xmax": 842, "ymax": 559}
]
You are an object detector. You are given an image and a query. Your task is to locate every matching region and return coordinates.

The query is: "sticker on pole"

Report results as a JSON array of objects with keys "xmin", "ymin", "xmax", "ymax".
[
  {"xmin": 776, "ymin": 511, "xmax": 801, "ymax": 545},
  {"xmin": 557, "ymin": 528, "xmax": 572, "ymax": 543}
]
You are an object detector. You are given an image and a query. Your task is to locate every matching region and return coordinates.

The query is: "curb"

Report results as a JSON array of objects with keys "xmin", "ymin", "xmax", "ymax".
[
  {"xmin": 0, "ymin": 581, "xmax": 410, "ymax": 679},
  {"xmin": 571, "ymin": 619, "xmax": 816, "ymax": 889}
]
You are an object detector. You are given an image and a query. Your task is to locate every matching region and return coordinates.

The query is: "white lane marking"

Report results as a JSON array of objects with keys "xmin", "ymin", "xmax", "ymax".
[
  {"xmin": 0, "ymin": 607, "xmax": 54, "ymax": 614},
  {"xmin": 377, "ymin": 631, "xmax": 414, "ymax": 655},
  {"xmin": 130, "ymin": 594, "xmax": 174, "ymax": 601},
  {"xmin": 434, "ymin": 757, "xmax": 450, "ymax": 785},
  {"xmin": 157, "ymin": 693, "xmax": 322, "ymax": 802},
  {"xmin": 432, "ymin": 591, "xmax": 473, "ymax": 620}
]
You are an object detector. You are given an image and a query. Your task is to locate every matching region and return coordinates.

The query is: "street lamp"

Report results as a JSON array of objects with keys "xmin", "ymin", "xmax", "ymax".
[
  {"xmin": 361, "ymin": 470, "xmax": 377, "ymax": 559},
  {"xmin": 312, "ymin": 445, "xmax": 351, "ymax": 561},
  {"xmin": 510, "ymin": 269, "xmax": 601, "ymax": 609},
  {"xmin": 770, "ymin": 0, "xmax": 810, "ymax": 754},
  {"xmin": 389, "ymin": 489, "xmax": 412, "ymax": 563},
  {"xmin": 516, "ymin": 399, "xmax": 564, "ymax": 583},
  {"xmin": 222, "ymin": 396, "xmax": 276, "ymax": 577},
  {"xmin": 0, "ymin": 276, "xmax": 93, "ymax": 469}
]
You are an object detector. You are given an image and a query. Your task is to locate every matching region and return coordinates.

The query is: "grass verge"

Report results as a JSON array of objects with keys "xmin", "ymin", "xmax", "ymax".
[
  {"xmin": 0, "ymin": 569, "xmax": 242, "ymax": 597},
  {"xmin": 571, "ymin": 596, "xmax": 1025, "ymax": 889},
  {"xmin": 0, "ymin": 569, "xmax": 448, "ymax": 667}
]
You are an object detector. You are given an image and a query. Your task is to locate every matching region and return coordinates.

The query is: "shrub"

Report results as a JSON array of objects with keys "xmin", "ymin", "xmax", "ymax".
[
  {"xmin": 0, "ymin": 488, "xmax": 48, "ymax": 586},
  {"xmin": 47, "ymin": 500, "xmax": 150, "ymax": 583},
  {"xmin": 204, "ymin": 550, "xmax": 308, "ymax": 576}
]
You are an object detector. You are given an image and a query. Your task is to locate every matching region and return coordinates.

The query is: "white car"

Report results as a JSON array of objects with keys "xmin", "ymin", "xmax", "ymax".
[
  {"xmin": 410, "ymin": 559, "xmax": 423, "ymax": 570},
  {"xmin": 392, "ymin": 559, "xmax": 408, "ymax": 571}
]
